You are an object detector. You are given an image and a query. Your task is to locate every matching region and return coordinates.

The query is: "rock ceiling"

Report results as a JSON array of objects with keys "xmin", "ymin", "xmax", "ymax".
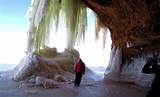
[{"xmin": 83, "ymin": 0, "xmax": 160, "ymax": 59}]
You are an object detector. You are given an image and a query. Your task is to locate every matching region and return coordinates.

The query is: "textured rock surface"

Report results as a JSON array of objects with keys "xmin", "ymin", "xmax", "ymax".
[
  {"xmin": 83, "ymin": 0, "xmax": 160, "ymax": 59},
  {"xmin": 82, "ymin": 0, "xmax": 160, "ymax": 87}
]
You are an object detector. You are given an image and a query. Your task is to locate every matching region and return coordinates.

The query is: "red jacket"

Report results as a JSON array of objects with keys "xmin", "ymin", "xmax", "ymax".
[{"xmin": 75, "ymin": 61, "xmax": 85, "ymax": 74}]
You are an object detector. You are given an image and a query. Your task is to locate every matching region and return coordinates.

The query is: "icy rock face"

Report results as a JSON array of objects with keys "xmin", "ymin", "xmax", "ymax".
[
  {"xmin": 121, "ymin": 56, "xmax": 155, "ymax": 87},
  {"xmin": 13, "ymin": 54, "xmax": 38, "ymax": 81},
  {"xmin": 105, "ymin": 47, "xmax": 155, "ymax": 87},
  {"xmin": 107, "ymin": 46, "xmax": 122, "ymax": 73},
  {"xmin": 83, "ymin": 1, "xmax": 160, "ymax": 87},
  {"xmin": 35, "ymin": 76, "xmax": 59, "ymax": 88},
  {"xmin": 106, "ymin": 46, "xmax": 116, "ymax": 71},
  {"xmin": 12, "ymin": 47, "xmax": 79, "ymax": 82},
  {"xmin": 105, "ymin": 46, "xmax": 122, "ymax": 81}
]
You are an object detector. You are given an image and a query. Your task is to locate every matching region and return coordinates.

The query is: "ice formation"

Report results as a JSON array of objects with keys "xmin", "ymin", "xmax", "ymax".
[
  {"xmin": 34, "ymin": 0, "xmax": 46, "ymax": 28},
  {"xmin": 10, "ymin": 47, "xmax": 79, "ymax": 88},
  {"xmin": 27, "ymin": 0, "xmax": 47, "ymax": 28},
  {"xmin": 121, "ymin": 56, "xmax": 155, "ymax": 87},
  {"xmin": 105, "ymin": 46, "xmax": 122, "ymax": 81},
  {"xmin": 105, "ymin": 47, "xmax": 155, "ymax": 87}
]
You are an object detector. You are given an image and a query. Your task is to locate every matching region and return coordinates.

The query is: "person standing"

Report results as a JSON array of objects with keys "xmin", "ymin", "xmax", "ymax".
[{"xmin": 74, "ymin": 58, "xmax": 85, "ymax": 87}]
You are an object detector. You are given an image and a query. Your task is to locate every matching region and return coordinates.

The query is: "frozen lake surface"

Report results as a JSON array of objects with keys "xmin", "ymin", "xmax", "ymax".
[{"xmin": 0, "ymin": 64, "xmax": 16, "ymax": 71}]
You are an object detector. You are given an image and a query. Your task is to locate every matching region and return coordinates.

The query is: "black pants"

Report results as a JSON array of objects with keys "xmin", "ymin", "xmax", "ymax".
[
  {"xmin": 146, "ymin": 87, "xmax": 160, "ymax": 97},
  {"xmin": 74, "ymin": 72, "xmax": 82, "ymax": 87}
]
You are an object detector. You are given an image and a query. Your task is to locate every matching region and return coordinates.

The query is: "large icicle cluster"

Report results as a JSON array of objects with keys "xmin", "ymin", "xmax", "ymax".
[{"xmin": 27, "ymin": 0, "xmax": 88, "ymax": 52}]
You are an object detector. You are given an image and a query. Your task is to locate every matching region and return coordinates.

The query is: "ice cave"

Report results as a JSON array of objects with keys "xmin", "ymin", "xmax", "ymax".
[{"xmin": 0, "ymin": 0, "xmax": 160, "ymax": 97}]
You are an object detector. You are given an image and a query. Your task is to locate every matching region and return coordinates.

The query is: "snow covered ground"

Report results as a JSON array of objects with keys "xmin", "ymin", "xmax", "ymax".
[
  {"xmin": 88, "ymin": 66, "xmax": 106, "ymax": 80},
  {"xmin": 0, "ymin": 73, "xmax": 147, "ymax": 97},
  {"xmin": 0, "ymin": 61, "xmax": 148, "ymax": 97}
]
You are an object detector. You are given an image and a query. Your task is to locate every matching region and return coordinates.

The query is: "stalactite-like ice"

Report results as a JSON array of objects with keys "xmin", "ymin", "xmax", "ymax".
[
  {"xmin": 110, "ymin": 47, "xmax": 122, "ymax": 73},
  {"xmin": 104, "ymin": 46, "xmax": 122, "ymax": 80},
  {"xmin": 34, "ymin": 0, "xmax": 46, "ymax": 28},
  {"xmin": 105, "ymin": 46, "xmax": 116, "ymax": 71},
  {"xmin": 27, "ymin": 0, "xmax": 47, "ymax": 28}
]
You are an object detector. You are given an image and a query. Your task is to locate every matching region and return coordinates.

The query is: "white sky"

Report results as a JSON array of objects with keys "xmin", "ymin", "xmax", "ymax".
[{"xmin": 0, "ymin": 28, "xmax": 27, "ymax": 65}]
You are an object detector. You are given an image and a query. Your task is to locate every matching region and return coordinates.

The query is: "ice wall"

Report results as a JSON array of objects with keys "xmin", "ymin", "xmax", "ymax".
[
  {"xmin": 121, "ymin": 56, "xmax": 154, "ymax": 87},
  {"xmin": 105, "ymin": 47, "xmax": 155, "ymax": 87},
  {"xmin": 104, "ymin": 46, "xmax": 122, "ymax": 81}
]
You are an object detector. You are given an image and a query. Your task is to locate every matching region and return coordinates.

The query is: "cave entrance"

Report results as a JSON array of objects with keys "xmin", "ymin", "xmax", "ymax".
[
  {"xmin": 0, "ymin": 7, "xmax": 112, "ymax": 81},
  {"xmin": 74, "ymin": 29, "xmax": 112, "ymax": 80},
  {"xmin": 48, "ymin": 8, "xmax": 112, "ymax": 80},
  {"xmin": 74, "ymin": 9, "xmax": 112, "ymax": 80},
  {"xmin": 49, "ymin": 27, "xmax": 112, "ymax": 80},
  {"xmin": 31, "ymin": 8, "xmax": 112, "ymax": 80}
]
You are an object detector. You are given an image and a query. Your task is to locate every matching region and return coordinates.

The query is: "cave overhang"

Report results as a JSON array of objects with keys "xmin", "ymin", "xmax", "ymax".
[{"xmin": 82, "ymin": 0, "xmax": 160, "ymax": 60}]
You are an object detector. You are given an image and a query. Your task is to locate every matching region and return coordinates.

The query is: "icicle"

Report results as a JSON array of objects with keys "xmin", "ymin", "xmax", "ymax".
[
  {"xmin": 34, "ymin": 0, "xmax": 46, "ymax": 28},
  {"xmin": 104, "ymin": 46, "xmax": 122, "ymax": 81},
  {"xmin": 27, "ymin": 0, "xmax": 47, "ymax": 29},
  {"xmin": 110, "ymin": 47, "xmax": 122, "ymax": 73},
  {"xmin": 27, "ymin": 0, "xmax": 39, "ymax": 24},
  {"xmin": 105, "ymin": 46, "xmax": 116, "ymax": 71}
]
